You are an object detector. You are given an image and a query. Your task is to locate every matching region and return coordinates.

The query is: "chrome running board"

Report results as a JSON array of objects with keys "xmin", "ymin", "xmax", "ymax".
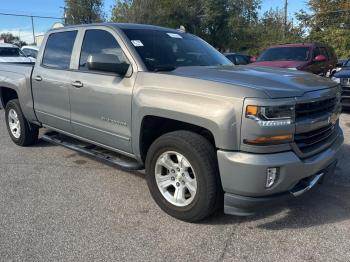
[{"xmin": 41, "ymin": 131, "xmax": 143, "ymax": 170}]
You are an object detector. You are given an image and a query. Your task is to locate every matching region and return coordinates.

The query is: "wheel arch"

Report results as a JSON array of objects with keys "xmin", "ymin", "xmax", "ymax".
[
  {"xmin": 0, "ymin": 86, "xmax": 19, "ymax": 108},
  {"xmin": 136, "ymin": 114, "xmax": 218, "ymax": 162}
]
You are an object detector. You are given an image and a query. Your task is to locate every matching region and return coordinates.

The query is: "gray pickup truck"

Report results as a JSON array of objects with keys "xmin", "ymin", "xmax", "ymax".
[{"xmin": 0, "ymin": 23, "xmax": 344, "ymax": 222}]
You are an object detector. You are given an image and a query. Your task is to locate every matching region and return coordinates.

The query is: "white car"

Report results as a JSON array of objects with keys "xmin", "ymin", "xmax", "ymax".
[
  {"xmin": 0, "ymin": 43, "xmax": 33, "ymax": 63},
  {"xmin": 21, "ymin": 45, "xmax": 39, "ymax": 60}
]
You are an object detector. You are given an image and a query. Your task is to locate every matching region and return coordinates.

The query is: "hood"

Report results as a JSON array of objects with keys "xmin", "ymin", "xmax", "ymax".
[
  {"xmin": 168, "ymin": 65, "xmax": 337, "ymax": 98},
  {"xmin": 0, "ymin": 57, "xmax": 32, "ymax": 63},
  {"xmin": 249, "ymin": 60, "xmax": 307, "ymax": 69}
]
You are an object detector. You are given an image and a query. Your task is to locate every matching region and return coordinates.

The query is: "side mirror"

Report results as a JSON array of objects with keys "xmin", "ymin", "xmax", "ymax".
[
  {"xmin": 313, "ymin": 55, "xmax": 327, "ymax": 62},
  {"xmin": 250, "ymin": 56, "xmax": 257, "ymax": 63},
  {"xmin": 87, "ymin": 54, "xmax": 130, "ymax": 76}
]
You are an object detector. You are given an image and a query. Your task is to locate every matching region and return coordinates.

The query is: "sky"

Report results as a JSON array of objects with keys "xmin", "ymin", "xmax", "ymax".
[{"xmin": 0, "ymin": 0, "xmax": 308, "ymax": 44}]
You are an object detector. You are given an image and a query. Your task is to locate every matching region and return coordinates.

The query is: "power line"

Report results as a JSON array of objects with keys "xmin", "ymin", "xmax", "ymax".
[
  {"xmin": 0, "ymin": 12, "xmax": 62, "ymax": 20},
  {"xmin": 0, "ymin": 12, "xmax": 63, "ymax": 44}
]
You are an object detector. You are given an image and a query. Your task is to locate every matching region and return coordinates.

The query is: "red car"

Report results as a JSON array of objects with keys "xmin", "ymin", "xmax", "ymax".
[{"xmin": 250, "ymin": 43, "xmax": 337, "ymax": 76}]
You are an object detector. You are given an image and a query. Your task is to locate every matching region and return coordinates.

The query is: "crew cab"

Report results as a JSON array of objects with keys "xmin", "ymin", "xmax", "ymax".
[{"xmin": 0, "ymin": 23, "xmax": 344, "ymax": 222}]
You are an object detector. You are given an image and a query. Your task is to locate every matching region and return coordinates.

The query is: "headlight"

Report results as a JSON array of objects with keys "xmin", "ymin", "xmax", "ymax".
[
  {"xmin": 287, "ymin": 67, "xmax": 297, "ymax": 70},
  {"xmin": 246, "ymin": 105, "xmax": 294, "ymax": 127}
]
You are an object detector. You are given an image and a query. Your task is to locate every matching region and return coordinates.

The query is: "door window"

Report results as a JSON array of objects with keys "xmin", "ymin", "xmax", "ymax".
[
  {"xmin": 42, "ymin": 31, "xmax": 77, "ymax": 69},
  {"xmin": 235, "ymin": 55, "xmax": 249, "ymax": 65},
  {"xmin": 79, "ymin": 29, "xmax": 129, "ymax": 71}
]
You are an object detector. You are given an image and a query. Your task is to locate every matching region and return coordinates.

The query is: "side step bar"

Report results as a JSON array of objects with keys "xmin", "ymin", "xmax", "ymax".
[{"xmin": 41, "ymin": 132, "xmax": 143, "ymax": 170}]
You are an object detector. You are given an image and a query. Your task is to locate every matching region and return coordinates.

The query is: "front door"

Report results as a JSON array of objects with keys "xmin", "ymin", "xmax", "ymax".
[{"xmin": 69, "ymin": 28, "xmax": 135, "ymax": 153}]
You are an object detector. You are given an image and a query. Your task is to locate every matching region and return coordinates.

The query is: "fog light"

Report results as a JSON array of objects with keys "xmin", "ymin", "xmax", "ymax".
[{"xmin": 266, "ymin": 167, "xmax": 279, "ymax": 188}]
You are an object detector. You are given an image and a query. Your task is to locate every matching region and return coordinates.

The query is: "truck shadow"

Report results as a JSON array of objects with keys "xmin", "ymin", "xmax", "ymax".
[{"xmin": 205, "ymin": 143, "xmax": 350, "ymax": 229}]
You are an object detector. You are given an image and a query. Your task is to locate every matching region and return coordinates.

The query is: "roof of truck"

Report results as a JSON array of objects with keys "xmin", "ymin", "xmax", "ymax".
[{"xmin": 49, "ymin": 22, "xmax": 182, "ymax": 33}]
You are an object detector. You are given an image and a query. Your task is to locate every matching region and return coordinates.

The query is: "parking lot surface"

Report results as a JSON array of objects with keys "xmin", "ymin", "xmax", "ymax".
[{"xmin": 0, "ymin": 109, "xmax": 350, "ymax": 262}]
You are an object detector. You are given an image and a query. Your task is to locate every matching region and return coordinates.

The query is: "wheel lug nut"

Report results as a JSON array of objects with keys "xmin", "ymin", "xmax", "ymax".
[
  {"xmin": 182, "ymin": 181, "xmax": 185, "ymax": 185},
  {"xmin": 176, "ymin": 182, "xmax": 180, "ymax": 187},
  {"xmin": 176, "ymin": 168, "xmax": 180, "ymax": 172},
  {"xmin": 171, "ymin": 169, "xmax": 175, "ymax": 173},
  {"xmin": 171, "ymin": 177, "xmax": 175, "ymax": 181},
  {"xmin": 182, "ymin": 173, "xmax": 185, "ymax": 176}
]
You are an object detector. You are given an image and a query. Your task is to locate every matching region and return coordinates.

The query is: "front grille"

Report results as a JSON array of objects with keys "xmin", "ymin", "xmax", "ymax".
[
  {"xmin": 340, "ymin": 78, "xmax": 350, "ymax": 86},
  {"xmin": 294, "ymin": 124, "xmax": 337, "ymax": 155},
  {"xmin": 295, "ymin": 97, "xmax": 337, "ymax": 119}
]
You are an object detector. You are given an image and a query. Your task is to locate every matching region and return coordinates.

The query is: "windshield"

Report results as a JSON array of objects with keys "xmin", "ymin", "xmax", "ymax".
[
  {"xmin": 122, "ymin": 29, "xmax": 231, "ymax": 71},
  {"xmin": 0, "ymin": 47, "xmax": 26, "ymax": 57},
  {"xmin": 257, "ymin": 47, "xmax": 311, "ymax": 62}
]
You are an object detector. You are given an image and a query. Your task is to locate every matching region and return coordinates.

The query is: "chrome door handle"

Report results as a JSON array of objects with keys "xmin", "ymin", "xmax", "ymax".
[
  {"xmin": 72, "ymin": 81, "xmax": 83, "ymax": 88},
  {"xmin": 34, "ymin": 76, "xmax": 42, "ymax": 81}
]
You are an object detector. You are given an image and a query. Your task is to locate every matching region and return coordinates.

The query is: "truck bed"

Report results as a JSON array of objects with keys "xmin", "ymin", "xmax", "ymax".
[
  {"xmin": 0, "ymin": 63, "xmax": 36, "ymax": 121},
  {"xmin": 0, "ymin": 63, "xmax": 34, "ymax": 78}
]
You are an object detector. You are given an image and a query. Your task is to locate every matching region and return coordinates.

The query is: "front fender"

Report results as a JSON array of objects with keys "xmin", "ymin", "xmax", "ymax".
[{"xmin": 131, "ymin": 86, "xmax": 243, "ymax": 160}]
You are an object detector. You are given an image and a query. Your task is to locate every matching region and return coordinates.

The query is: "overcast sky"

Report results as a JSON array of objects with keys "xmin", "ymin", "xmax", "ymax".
[{"xmin": 0, "ymin": 0, "xmax": 308, "ymax": 44}]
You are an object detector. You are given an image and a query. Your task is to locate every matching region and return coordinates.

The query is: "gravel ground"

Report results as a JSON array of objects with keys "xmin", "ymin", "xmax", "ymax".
[{"xmin": 0, "ymin": 109, "xmax": 350, "ymax": 262}]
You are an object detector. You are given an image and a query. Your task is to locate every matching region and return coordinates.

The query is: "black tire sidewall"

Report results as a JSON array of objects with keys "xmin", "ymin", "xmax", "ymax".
[
  {"xmin": 5, "ymin": 100, "xmax": 24, "ymax": 144},
  {"xmin": 5, "ymin": 100, "xmax": 33, "ymax": 146},
  {"xmin": 146, "ymin": 132, "xmax": 217, "ymax": 221}
]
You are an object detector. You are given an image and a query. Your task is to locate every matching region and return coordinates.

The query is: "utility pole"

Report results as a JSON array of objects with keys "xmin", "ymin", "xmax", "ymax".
[
  {"xmin": 60, "ymin": 6, "xmax": 67, "ymax": 25},
  {"xmin": 284, "ymin": 0, "xmax": 288, "ymax": 38},
  {"xmin": 31, "ymin": 16, "xmax": 36, "ymax": 45}
]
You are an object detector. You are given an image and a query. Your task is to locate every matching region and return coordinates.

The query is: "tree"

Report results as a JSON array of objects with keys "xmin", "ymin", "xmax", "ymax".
[
  {"xmin": 64, "ymin": 0, "xmax": 104, "ymax": 25},
  {"xmin": 296, "ymin": 0, "xmax": 350, "ymax": 57},
  {"xmin": 0, "ymin": 33, "xmax": 27, "ymax": 47},
  {"xmin": 111, "ymin": 0, "xmax": 261, "ymax": 52}
]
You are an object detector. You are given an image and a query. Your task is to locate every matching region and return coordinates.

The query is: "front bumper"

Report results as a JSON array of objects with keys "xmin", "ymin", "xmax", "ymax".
[{"xmin": 217, "ymin": 131, "xmax": 343, "ymax": 216}]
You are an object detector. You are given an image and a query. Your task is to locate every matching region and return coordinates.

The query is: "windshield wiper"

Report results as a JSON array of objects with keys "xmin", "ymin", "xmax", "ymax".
[{"xmin": 152, "ymin": 65, "xmax": 177, "ymax": 72}]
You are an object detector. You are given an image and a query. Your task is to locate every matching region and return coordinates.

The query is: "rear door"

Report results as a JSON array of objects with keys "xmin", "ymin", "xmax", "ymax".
[
  {"xmin": 32, "ymin": 30, "xmax": 78, "ymax": 132},
  {"xmin": 68, "ymin": 27, "xmax": 137, "ymax": 154}
]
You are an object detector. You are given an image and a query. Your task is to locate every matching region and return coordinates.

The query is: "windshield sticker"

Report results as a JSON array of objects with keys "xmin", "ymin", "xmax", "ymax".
[
  {"xmin": 167, "ymin": 33, "xmax": 183, "ymax": 39},
  {"xmin": 131, "ymin": 40, "xmax": 144, "ymax": 47}
]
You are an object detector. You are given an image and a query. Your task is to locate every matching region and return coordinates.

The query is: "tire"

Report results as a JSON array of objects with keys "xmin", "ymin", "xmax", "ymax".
[
  {"xmin": 5, "ymin": 99, "xmax": 39, "ymax": 146},
  {"xmin": 145, "ymin": 130, "xmax": 222, "ymax": 222}
]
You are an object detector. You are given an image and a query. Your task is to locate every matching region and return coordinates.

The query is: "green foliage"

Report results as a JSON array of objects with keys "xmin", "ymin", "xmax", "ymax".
[
  {"xmin": 308, "ymin": 27, "xmax": 350, "ymax": 58},
  {"xmin": 110, "ymin": 0, "xmax": 348, "ymax": 57},
  {"xmin": 111, "ymin": 0, "xmax": 263, "ymax": 52},
  {"xmin": 0, "ymin": 33, "xmax": 27, "ymax": 47},
  {"xmin": 65, "ymin": 0, "xmax": 104, "ymax": 25},
  {"xmin": 296, "ymin": 0, "xmax": 350, "ymax": 58}
]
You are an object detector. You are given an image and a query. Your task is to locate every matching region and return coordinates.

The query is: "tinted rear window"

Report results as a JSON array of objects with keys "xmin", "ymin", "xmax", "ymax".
[
  {"xmin": 42, "ymin": 31, "xmax": 77, "ymax": 69},
  {"xmin": 258, "ymin": 47, "xmax": 311, "ymax": 62},
  {"xmin": 0, "ymin": 47, "xmax": 25, "ymax": 57}
]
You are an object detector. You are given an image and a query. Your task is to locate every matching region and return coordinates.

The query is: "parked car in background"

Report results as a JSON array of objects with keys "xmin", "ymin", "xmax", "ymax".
[
  {"xmin": 251, "ymin": 43, "xmax": 337, "ymax": 76},
  {"xmin": 224, "ymin": 53, "xmax": 254, "ymax": 65},
  {"xmin": 21, "ymin": 46, "xmax": 39, "ymax": 60},
  {"xmin": 0, "ymin": 43, "xmax": 33, "ymax": 63},
  {"xmin": 334, "ymin": 58, "xmax": 350, "ymax": 108}
]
